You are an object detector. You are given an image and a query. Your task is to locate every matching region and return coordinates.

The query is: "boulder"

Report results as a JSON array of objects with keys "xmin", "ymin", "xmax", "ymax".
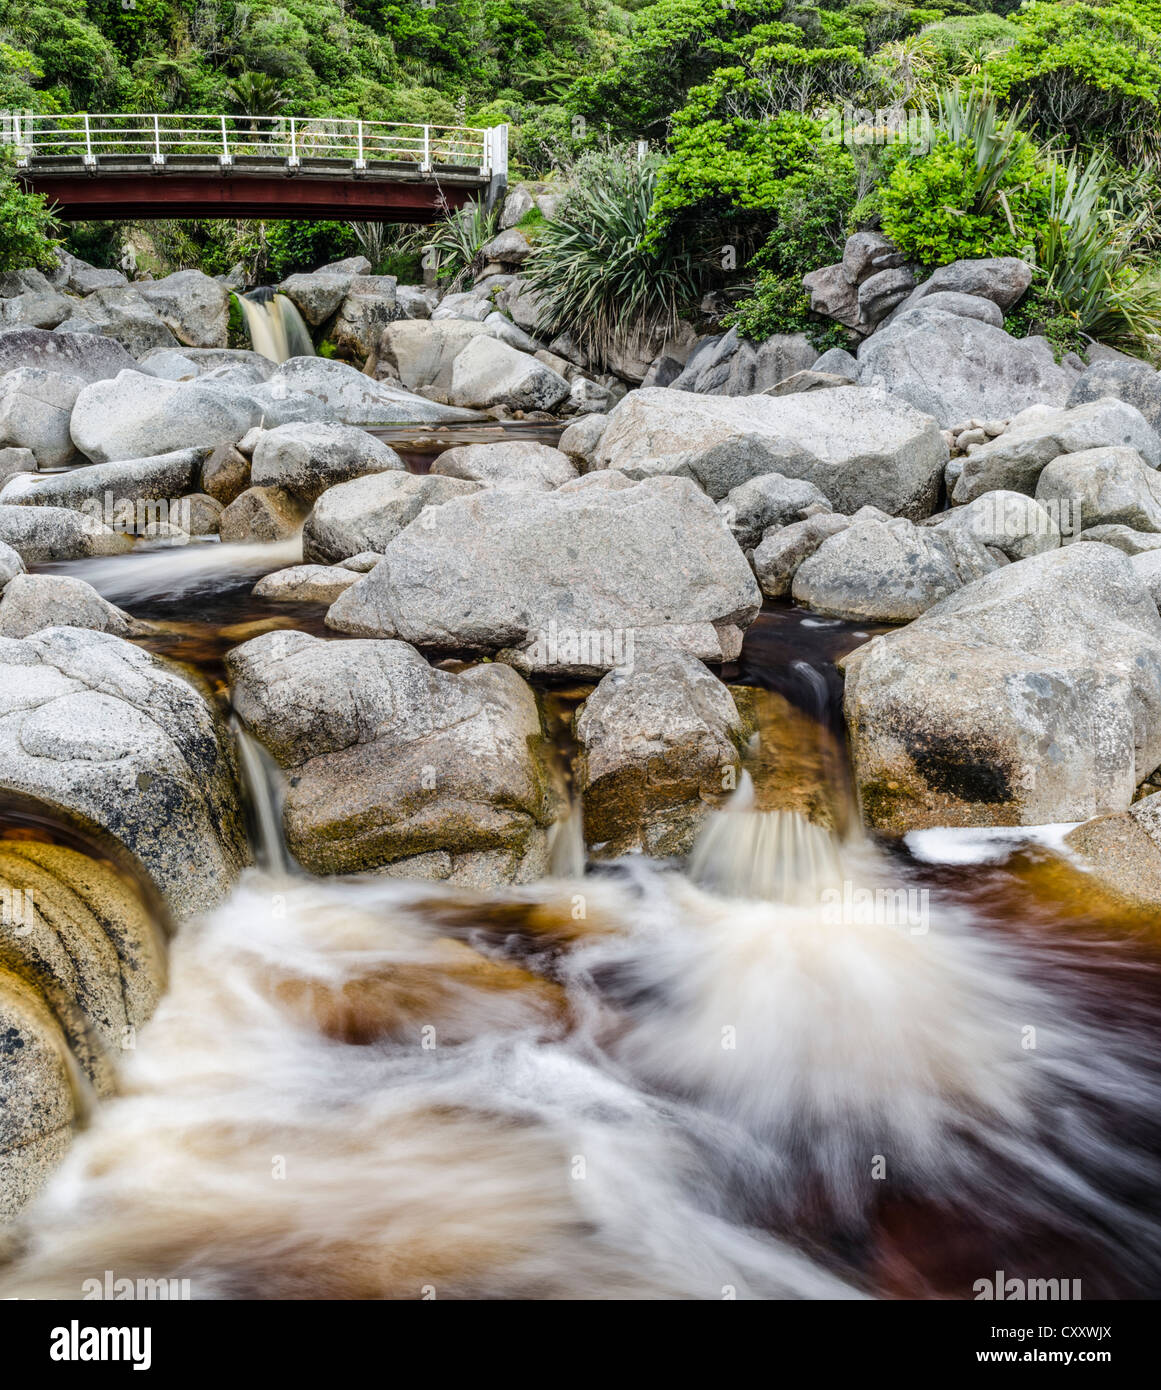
[
  {"xmin": 483, "ymin": 311, "xmax": 543, "ymax": 355},
  {"xmin": 0, "ymin": 626, "xmax": 248, "ymax": 914},
  {"xmin": 271, "ymin": 356, "xmax": 482, "ymax": 424},
  {"xmin": 432, "ymin": 291, "xmax": 492, "ymax": 323},
  {"xmin": 449, "ymin": 337, "xmax": 570, "ymax": 412},
  {"xmin": 953, "ymin": 399, "xmax": 1161, "ymax": 503},
  {"xmin": 303, "ymin": 471, "xmax": 479, "ymax": 565},
  {"xmin": 568, "ymin": 378, "xmax": 615, "ymax": 414},
  {"xmin": 185, "ymin": 494, "xmax": 223, "ymax": 537},
  {"xmin": 139, "ymin": 346, "xmax": 276, "ymax": 381},
  {"xmin": 883, "ymin": 289, "xmax": 1004, "ymax": 329},
  {"xmin": 54, "ymin": 286, "xmax": 179, "ymax": 357},
  {"xmin": 803, "ymin": 232, "xmax": 912, "ymax": 331},
  {"xmin": 200, "ymin": 443, "xmax": 251, "ymax": 506},
  {"xmin": 857, "ymin": 309, "xmax": 1077, "ymax": 427},
  {"xmin": 500, "ymin": 186, "xmax": 534, "ymax": 229},
  {"xmin": 0, "ymin": 506, "xmax": 132, "ymax": 564},
  {"xmin": 326, "ymin": 275, "xmax": 402, "ymax": 359},
  {"xmin": 0, "ymin": 285, "xmax": 75, "ymax": 331},
  {"xmin": 841, "ymin": 543, "xmax": 1161, "ymax": 829},
  {"xmin": 0, "ymin": 327, "xmax": 136, "ymax": 383},
  {"xmin": 0, "ymin": 574, "xmax": 133, "ymax": 639},
  {"xmin": 249, "ymin": 421, "xmax": 404, "ymax": 504},
  {"xmin": 226, "ymin": 630, "xmax": 556, "ymax": 880},
  {"xmin": 594, "ymin": 385, "xmax": 947, "ymax": 516},
  {"xmin": 137, "ymin": 270, "xmax": 229, "ymax": 349},
  {"xmin": 396, "ymin": 285, "xmax": 438, "ymax": 319},
  {"xmin": 479, "ymin": 229, "xmax": 534, "ymax": 267},
  {"xmin": 431, "ymin": 440, "xmax": 577, "ymax": 491},
  {"xmin": 326, "ymin": 473, "xmax": 761, "ymax": 673},
  {"xmin": 1075, "ymin": 524, "xmax": 1161, "ymax": 556},
  {"xmin": 727, "ymin": 334, "xmax": 818, "ymax": 395},
  {"xmin": 69, "ymin": 371, "xmax": 260, "ymax": 464},
  {"xmin": 1067, "ymin": 357, "xmax": 1161, "ymax": 432},
  {"xmin": 376, "ymin": 319, "xmax": 492, "ymax": 392},
  {"xmin": 277, "ymin": 272, "xmax": 353, "ymax": 327},
  {"xmin": 0, "ymin": 540, "xmax": 25, "ymax": 587},
  {"xmin": 217, "ymin": 486, "xmax": 308, "ymax": 543},
  {"xmin": 811, "ymin": 347, "xmax": 859, "ymax": 381},
  {"xmin": 52, "ymin": 251, "xmax": 128, "ymax": 296},
  {"xmin": 252, "ymin": 565, "xmax": 361, "ymax": 604},
  {"xmin": 1035, "ymin": 446, "xmax": 1161, "ymax": 534},
  {"xmin": 763, "ymin": 369, "xmax": 856, "ymax": 397},
  {"xmin": 0, "ymin": 448, "xmax": 205, "ymax": 512},
  {"xmin": 718, "ymin": 472, "xmax": 832, "ymax": 550},
  {"xmin": 792, "ymin": 515, "xmax": 1000, "ymax": 623},
  {"xmin": 751, "ymin": 512, "xmax": 852, "ymax": 598},
  {"xmin": 557, "ymin": 411, "xmax": 609, "ymax": 467},
  {"xmin": 0, "ymin": 369, "xmax": 85, "ymax": 469},
  {"xmin": 896, "ymin": 257, "xmax": 1034, "ymax": 314},
  {"xmin": 1130, "ymin": 549, "xmax": 1161, "ymax": 606},
  {"xmin": 0, "ymin": 448, "xmax": 36, "ymax": 483},
  {"xmin": 574, "ymin": 650, "xmax": 747, "ymax": 856},
  {"xmin": 926, "ymin": 489, "xmax": 1060, "ymax": 560}
]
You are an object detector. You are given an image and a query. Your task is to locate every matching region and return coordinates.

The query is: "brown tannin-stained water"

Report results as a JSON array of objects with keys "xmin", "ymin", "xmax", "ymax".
[{"xmin": 4, "ymin": 423, "xmax": 1161, "ymax": 1299}]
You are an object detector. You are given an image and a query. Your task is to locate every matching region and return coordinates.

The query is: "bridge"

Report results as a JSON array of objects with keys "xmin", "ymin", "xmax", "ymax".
[{"xmin": 6, "ymin": 113, "xmax": 508, "ymax": 222}]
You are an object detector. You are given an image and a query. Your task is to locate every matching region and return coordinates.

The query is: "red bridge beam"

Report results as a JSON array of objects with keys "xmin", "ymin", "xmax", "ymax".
[{"xmin": 18, "ymin": 171, "xmax": 482, "ymax": 223}]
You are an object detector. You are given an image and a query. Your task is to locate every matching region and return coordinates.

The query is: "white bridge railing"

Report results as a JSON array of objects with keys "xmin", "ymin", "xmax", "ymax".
[{"xmin": 3, "ymin": 113, "xmax": 507, "ymax": 177}]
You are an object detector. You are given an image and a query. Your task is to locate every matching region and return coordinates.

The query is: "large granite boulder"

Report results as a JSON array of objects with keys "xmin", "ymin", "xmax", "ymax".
[
  {"xmin": 326, "ymin": 473, "xmax": 761, "ymax": 673},
  {"xmin": 431, "ymin": 441, "xmax": 577, "ymax": 491},
  {"xmin": 924, "ymin": 489, "xmax": 1061, "ymax": 560},
  {"xmin": 326, "ymin": 275, "xmax": 402, "ymax": 359},
  {"xmin": 0, "ymin": 506, "xmax": 133, "ymax": 564},
  {"xmin": 1067, "ymin": 358, "xmax": 1161, "ymax": 432},
  {"xmin": 376, "ymin": 319, "xmax": 492, "ymax": 391},
  {"xmin": 303, "ymin": 471, "xmax": 479, "ymax": 565},
  {"xmin": 0, "ymin": 448, "xmax": 205, "ymax": 512},
  {"xmin": 69, "ymin": 371, "xmax": 260, "ymax": 464},
  {"xmin": 952, "ymin": 399, "xmax": 1161, "ymax": 503},
  {"xmin": 249, "ymin": 421, "xmax": 404, "ymax": 503},
  {"xmin": 0, "ymin": 369, "xmax": 85, "ymax": 469},
  {"xmin": 594, "ymin": 385, "xmax": 947, "ymax": 516},
  {"xmin": 889, "ymin": 257, "xmax": 1034, "ymax": 319},
  {"xmin": 0, "ymin": 327, "xmax": 137, "ymax": 383},
  {"xmin": 271, "ymin": 356, "xmax": 482, "ymax": 424},
  {"xmin": 226, "ymin": 630, "xmax": 556, "ymax": 882},
  {"xmin": 449, "ymin": 337, "xmax": 570, "ymax": 412},
  {"xmin": 0, "ymin": 627, "xmax": 248, "ymax": 914},
  {"xmin": 0, "ymin": 574, "xmax": 134, "ymax": 639},
  {"xmin": 841, "ymin": 543, "xmax": 1161, "ymax": 830},
  {"xmin": 1035, "ymin": 446, "xmax": 1161, "ymax": 534},
  {"xmin": 54, "ymin": 286, "xmax": 180, "ymax": 357},
  {"xmin": 857, "ymin": 308, "xmax": 1077, "ymax": 427},
  {"xmin": 574, "ymin": 650, "xmax": 747, "ymax": 857},
  {"xmin": 137, "ymin": 270, "xmax": 230, "ymax": 349}
]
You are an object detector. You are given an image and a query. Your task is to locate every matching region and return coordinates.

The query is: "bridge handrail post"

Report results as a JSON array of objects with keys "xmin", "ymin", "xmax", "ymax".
[
  {"xmin": 422, "ymin": 124, "xmax": 431, "ymax": 173},
  {"xmin": 288, "ymin": 116, "xmax": 298, "ymax": 169},
  {"xmin": 152, "ymin": 114, "xmax": 163, "ymax": 166},
  {"xmin": 356, "ymin": 119, "xmax": 365, "ymax": 171},
  {"xmin": 83, "ymin": 112, "xmax": 95, "ymax": 168},
  {"xmin": 220, "ymin": 113, "xmax": 232, "ymax": 167}
]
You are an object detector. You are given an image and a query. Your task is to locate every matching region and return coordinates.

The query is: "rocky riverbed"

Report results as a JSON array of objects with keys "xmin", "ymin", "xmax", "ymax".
[{"xmin": 2, "ymin": 243, "xmax": 1161, "ymax": 1298}]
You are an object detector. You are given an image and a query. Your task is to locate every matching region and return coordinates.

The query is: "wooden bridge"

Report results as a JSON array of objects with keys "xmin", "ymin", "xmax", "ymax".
[{"xmin": 5, "ymin": 114, "xmax": 508, "ymax": 222}]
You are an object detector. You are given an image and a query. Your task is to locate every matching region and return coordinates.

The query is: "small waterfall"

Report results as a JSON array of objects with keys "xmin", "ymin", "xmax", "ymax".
[
  {"xmin": 687, "ymin": 772, "xmax": 843, "ymax": 905},
  {"xmin": 232, "ymin": 722, "xmax": 290, "ymax": 875},
  {"xmin": 547, "ymin": 803, "xmax": 586, "ymax": 879},
  {"xmin": 237, "ymin": 288, "xmax": 315, "ymax": 364}
]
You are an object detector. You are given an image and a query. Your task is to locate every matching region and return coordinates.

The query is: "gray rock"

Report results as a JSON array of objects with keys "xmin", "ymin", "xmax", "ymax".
[
  {"xmin": 272, "ymin": 356, "xmax": 482, "ymax": 424},
  {"xmin": 0, "ymin": 286, "xmax": 75, "ymax": 331},
  {"xmin": 137, "ymin": 348, "xmax": 200, "ymax": 380},
  {"xmin": 1130, "ymin": 549, "xmax": 1161, "ymax": 607},
  {"xmin": 136, "ymin": 270, "xmax": 229, "ymax": 349},
  {"xmin": 842, "ymin": 231, "xmax": 905, "ymax": 283},
  {"xmin": 139, "ymin": 346, "xmax": 276, "ymax": 381},
  {"xmin": 0, "ymin": 626, "xmax": 248, "ymax": 914},
  {"xmin": 377, "ymin": 319, "xmax": 493, "ymax": 391},
  {"xmin": 496, "ymin": 282, "xmax": 545, "ymax": 335},
  {"xmin": 595, "ymin": 385, "xmax": 947, "ymax": 516},
  {"xmin": 483, "ymin": 311, "xmax": 543, "ymax": 354},
  {"xmin": 217, "ymin": 486, "xmax": 308, "ymax": 543},
  {"xmin": 252, "ymin": 565, "xmax": 361, "ymax": 604},
  {"xmin": 431, "ymin": 291, "xmax": 493, "ymax": 322},
  {"xmin": 0, "ymin": 448, "xmax": 205, "ymax": 514},
  {"xmin": 927, "ymin": 489, "xmax": 1061, "ymax": 559},
  {"xmin": 883, "ymin": 289, "xmax": 1004, "ymax": 330},
  {"xmin": 500, "ymin": 186, "xmax": 534, "ymax": 229},
  {"xmin": 0, "ymin": 506, "xmax": 133, "ymax": 563},
  {"xmin": 449, "ymin": 336, "xmax": 570, "ymax": 412},
  {"xmin": 479, "ymin": 229, "xmax": 534, "ymax": 267},
  {"xmin": 718, "ymin": 472, "xmax": 832, "ymax": 550},
  {"xmin": 1035, "ymin": 446, "xmax": 1161, "ymax": 533},
  {"xmin": 0, "ymin": 328, "xmax": 136, "ymax": 384},
  {"xmin": 751, "ymin": 513, "xmax": 853, "ymax": 598},
  {"xmin": 277, "ymin": 272, "xmax": 355, "ymax": 327},
  {"xmin": 69, "ymin": 370, "xmax": 260, "ymax": 464},
  {"xmin": 0, "ymin": 369, "xmax": 85, "ymax": 468},
  {"xmin": 575, "ymin": 649, "xmax": 746, "ymax": 857},
  {"xmin": 748, "ymin": 334, "xmax": 818, "ymax": 393},
  {"xmin": 326, "ymin": 473, "xmax": 761, "ymax": 672},
  {"xmin": 841, "ymin": 543, "xmax": 1161, "ymax": 829},
  {"xmin": 568, "ymin": 377, "xmax": 615, "ymax": 414},
  {"xmin": 0, "ymin": 539, "xmax": 26, "ymax": 586},
  {"xmin": 811, "ymin": 347, "xmax": 859, "ymax": 381},
  {"xmin": 303, "ymin": 471, "xmax": 479, "ymax": 565},
  {"xmin": 1067, "ymin": 358, "xmax": 1161, "ymax": 431},
  {"xmin": 953, "ymin": 399, "xmax": 1161, "ymax": 503},
  {"xmin": 0, "ymin": 448, "xmax": 36, "ymax": 483},
  {"xmin": 226, "ymin": 630, "xmax": 555, "ymax": 880},
  {"xmin": 244, "ymin": 380, "xmax": 331, "ymax": 429},
  {"xmin": 431, "ymin": 440, "xmax": 577, "ymax": 491},
  {"xmin": 792, "ymin": 515, "xmax": 1000, "ymax": 623},
  {"xmin": 856, "ymin": 267, "xmax": 916, "ymax": 324},
  {"xmin": 857, "ymin": 309, "xmax": 1076, "ymax": 427},
  {"xmin": 327, "ymin": 275, "xmax": 401, "ymax": 359},
  {"xmin": 339, "ymin": 551, "xmax": 384, "ymax": 572},
  {"xmin": 557, "ymin": 411, "xmax": 609, "ymax": 467},
  {"xmin": 762, "ymin": 369, "xmax": 857, "ymax": 398},
  {"xmin": 1074, "ymin": 524, "xmax": 1161, "ymax": 556},
  {"xmin": 0, "ymin": 574, "xmax": 133, "ymax": 639},
  {"xmin": 185, "ymin": 493, "xmax": 223, "ymax": 537},
  {"xmin": 250, "ymin": 421, "xmax": 404, "ymax": 503},
  {"xmin": 52, "ymin": 251, "xmax": 129, "ymax": 296},
  {"xmin": 318, "ymin": 255, "xmax": 372, "ymax": 276},
  {"xmin": 54, "ymin": 286, "xmax": 179, "ymax": 357},
  {"xmin": 899, "ymin": 257, "xmax": 1034, "ymax": 313},
  {"xmin": 201, "ymin": 443, "xmax": 251, "ymax": 506},
  {"xmin": 395, "ymin": 285, "xmax": 437, "ymax": 319}
]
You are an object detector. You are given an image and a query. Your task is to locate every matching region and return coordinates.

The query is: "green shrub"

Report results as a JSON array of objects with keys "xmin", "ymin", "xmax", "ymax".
[
  {"xmin": 723, "ymin": 273, "xmax": 850, "ymax": 352},
  {"xmin": 0, "ymin": 161, "xmax": 60, "ymax": 272}
]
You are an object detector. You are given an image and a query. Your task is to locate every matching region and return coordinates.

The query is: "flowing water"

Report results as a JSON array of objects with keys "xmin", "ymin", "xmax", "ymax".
[
  {"xmin": 237, "ymin": 289, "xmax": 315, "ymax": 364},
  {"xmin": 3, "ymin": 426, "xmax": 1161, "ymax": 1299}
]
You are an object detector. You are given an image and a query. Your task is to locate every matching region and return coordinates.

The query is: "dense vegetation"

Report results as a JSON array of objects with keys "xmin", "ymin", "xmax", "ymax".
[{"xmin": 2, "ymin": 0, "xmax": 1160, "ymax": 356}]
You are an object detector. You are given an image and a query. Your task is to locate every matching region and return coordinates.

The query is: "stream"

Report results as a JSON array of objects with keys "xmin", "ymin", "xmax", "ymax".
[{"xmin": 2, "ymin": 423, "xmax": 1161, "ymax": 1300}]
